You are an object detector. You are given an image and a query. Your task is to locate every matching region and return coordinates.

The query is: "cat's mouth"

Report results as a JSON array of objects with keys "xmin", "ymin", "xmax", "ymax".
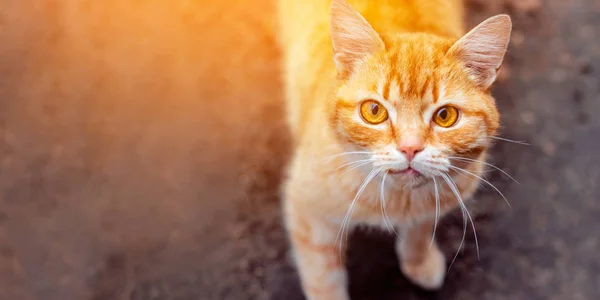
[{"xmin": 387, "ymin": 167, "xmax": 421, "ymax": 177}]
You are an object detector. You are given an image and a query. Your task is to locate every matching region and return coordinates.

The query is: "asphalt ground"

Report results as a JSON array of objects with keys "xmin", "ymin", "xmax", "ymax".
[{"xmin": 0, "ymin": 1, "xmax": 599, "ymax": 299}]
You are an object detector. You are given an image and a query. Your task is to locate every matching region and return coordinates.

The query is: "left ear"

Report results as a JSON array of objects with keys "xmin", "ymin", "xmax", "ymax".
[
  {"xmin": 330, "ymin": 0, "xmax": 385, "ymax": 79},
  {"xmin": 447, "ymin": 14, "xmax": 512, "ymax": 89}
]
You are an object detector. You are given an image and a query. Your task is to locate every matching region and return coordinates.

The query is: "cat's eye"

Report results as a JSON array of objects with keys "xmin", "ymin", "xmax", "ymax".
[
  {"xmin": 359, "ymin": 100, "xmax": 388, "ymax": 124},
  {"xmin": 433, "ymin": 105, "xmax": 460, "ymax": 128}
]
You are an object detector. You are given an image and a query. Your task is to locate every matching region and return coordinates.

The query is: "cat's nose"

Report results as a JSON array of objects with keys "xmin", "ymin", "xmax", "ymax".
[{"xmin": 398, "ymin": 136, "xmax": 424, "ymax": 161}]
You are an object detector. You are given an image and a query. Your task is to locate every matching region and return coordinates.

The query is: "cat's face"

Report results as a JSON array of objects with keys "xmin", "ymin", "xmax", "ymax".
[
  {"xmin": 330, "ymin": 35, "xmax": 500, "ymax": 186},
  {"xmin": 328, "ymin": 0, "xmax": 510, "ymax": 186}
]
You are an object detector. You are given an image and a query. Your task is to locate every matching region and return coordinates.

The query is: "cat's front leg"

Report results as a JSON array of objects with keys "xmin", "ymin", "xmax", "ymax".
[
  {"xmin": 286, "ymin": 211, "xmax": 349, "ymax": 300},
  {"xmin": 396, "ymin": 219, "xmax": 447, "ymax": 290}
]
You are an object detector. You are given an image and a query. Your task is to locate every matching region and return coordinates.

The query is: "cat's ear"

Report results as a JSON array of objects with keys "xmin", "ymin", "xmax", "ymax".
[
  {"xmin": 330, "ymin": 0, "xmax": 384, "ymax": 78},
  {"xmin": 447, "ymin": 14, "xmax": 512, "ymax": 89}
]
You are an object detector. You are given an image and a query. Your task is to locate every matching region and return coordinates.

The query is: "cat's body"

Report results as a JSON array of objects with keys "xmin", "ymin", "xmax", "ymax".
[{"xmin": 278, "ymin": 0, "xmax": 511, "ymax": 299}]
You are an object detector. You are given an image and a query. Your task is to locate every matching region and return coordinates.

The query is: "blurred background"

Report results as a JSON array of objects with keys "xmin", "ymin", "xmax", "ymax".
[{"xmin": 0, "ymin": 0, "xmax": 599, "ymax": 299}]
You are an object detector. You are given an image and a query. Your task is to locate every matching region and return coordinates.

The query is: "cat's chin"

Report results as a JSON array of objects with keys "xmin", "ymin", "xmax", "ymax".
[
  {"xmin": 387, "ymin": 168, "xmax": 429, "ymax": 188},
  {"xmin": 387, "ymin": 167, "xmax": 421, "ymax": 176}
]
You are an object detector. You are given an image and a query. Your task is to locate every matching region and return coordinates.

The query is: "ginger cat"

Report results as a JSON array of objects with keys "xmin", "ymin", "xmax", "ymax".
[{"xmin": 278, "ymin": 0, "xmax": 512, "ymax": 298}]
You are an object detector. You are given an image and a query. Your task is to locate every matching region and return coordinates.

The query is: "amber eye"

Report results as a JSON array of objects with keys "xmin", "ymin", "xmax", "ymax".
[
  {"xmin": 433, "ymin": 105, "xmax": 460, "ymax": 128},
  {"xmin": 359, "ymin": 100, "xmax": 388, "ymax": 124}
]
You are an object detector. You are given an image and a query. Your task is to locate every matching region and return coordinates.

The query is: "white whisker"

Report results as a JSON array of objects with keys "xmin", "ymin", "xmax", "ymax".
[
  {"xmin": 440, "ymin": 172, "xmax": 480, "ymax": 272},
  {"xmin": 335, "ymin": 158, "xmax": 374, "ymax": 171},
  {"xmin": 489, "ymin": 136, "xmax": 530, "ymax": 146},
  {"xmin": 440, "ymin": 173, "xmax": 468, "ymax": 271},
  {"xmin": 446, "ymin": 174, "xmax": 480, "ymax": 260},
  {"xmin": 322, "ymin": 151, "xmax": 372, "ymax": 163},
  {"xmin": 415, "ymin": 160, "xmax": 450, "ymax": 175},
  {"xmin": 336, "ymin": 167, "xmax": 382, "ymax": 257},
  {"xmin": 448, "ymin": 156, "xmax": 518, "ymax": 184},
  {"xmin": 338, "ymin": 160, "xmax": 374, "ymax": 177},
  {"xmin": 337, "ymin": 154, "xmax": 397, "ymax": 178},
  {"xmin": 379, "ymin": 172, "xmax": 399, "ymax": 237},
  {"xmin": 430, "ymin": 176, "xmax": 440, "ymax": 248},
  {"xmin": 449, "ymin": 166, "xmax": 486, "ymax": 190},
  {"xmin": 448, "ymin": 165, "xmax": 511, "ymax": 208}
]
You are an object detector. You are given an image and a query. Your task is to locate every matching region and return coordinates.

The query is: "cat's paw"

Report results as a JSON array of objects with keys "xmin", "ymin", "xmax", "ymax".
[{"xmin": 400, "ymin": 245, "xmax": 446, "ymax": 290}]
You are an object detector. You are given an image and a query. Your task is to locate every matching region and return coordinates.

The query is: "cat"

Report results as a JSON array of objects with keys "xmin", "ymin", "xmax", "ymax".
[{"xmin": 278, "ymin": 0, "xmax": 512, "ymax": 299}]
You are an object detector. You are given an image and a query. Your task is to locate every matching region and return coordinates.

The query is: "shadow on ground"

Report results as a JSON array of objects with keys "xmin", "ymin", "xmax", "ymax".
[{"xmin": 0, "ymin": 1, "xmax": 599, "ymax": 300}]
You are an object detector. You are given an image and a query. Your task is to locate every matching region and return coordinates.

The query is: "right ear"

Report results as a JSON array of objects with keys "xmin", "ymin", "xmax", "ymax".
[
  {"xmin": 446, "ymin": 14, "xmax": 512, "ymax": 90},
  {"xmin": 330, "ymin": 0, "xmax": 385, "ymax": 79}
]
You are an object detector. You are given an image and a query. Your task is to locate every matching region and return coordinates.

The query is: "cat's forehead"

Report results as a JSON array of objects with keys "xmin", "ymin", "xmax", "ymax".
[{"xmin": 355, "ymin": 36, "xmax": 459, "ymax": 105}]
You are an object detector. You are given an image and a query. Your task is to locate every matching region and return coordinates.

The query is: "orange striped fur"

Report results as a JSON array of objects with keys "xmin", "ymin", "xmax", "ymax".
[{"xmin": 278, "ymin": 0, "xmax": 512, "ymax": 298}]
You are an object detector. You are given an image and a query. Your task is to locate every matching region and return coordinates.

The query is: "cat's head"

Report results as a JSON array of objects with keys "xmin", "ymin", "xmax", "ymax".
[{"xmin": 327, "ymin": 0, "xmax": 511, "ymax": 186}]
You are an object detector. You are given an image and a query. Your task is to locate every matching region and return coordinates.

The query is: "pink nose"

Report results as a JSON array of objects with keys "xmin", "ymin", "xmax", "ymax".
[{"xmin": 398, "ymin": 136, "xmax": 424, "ymax": 161}]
